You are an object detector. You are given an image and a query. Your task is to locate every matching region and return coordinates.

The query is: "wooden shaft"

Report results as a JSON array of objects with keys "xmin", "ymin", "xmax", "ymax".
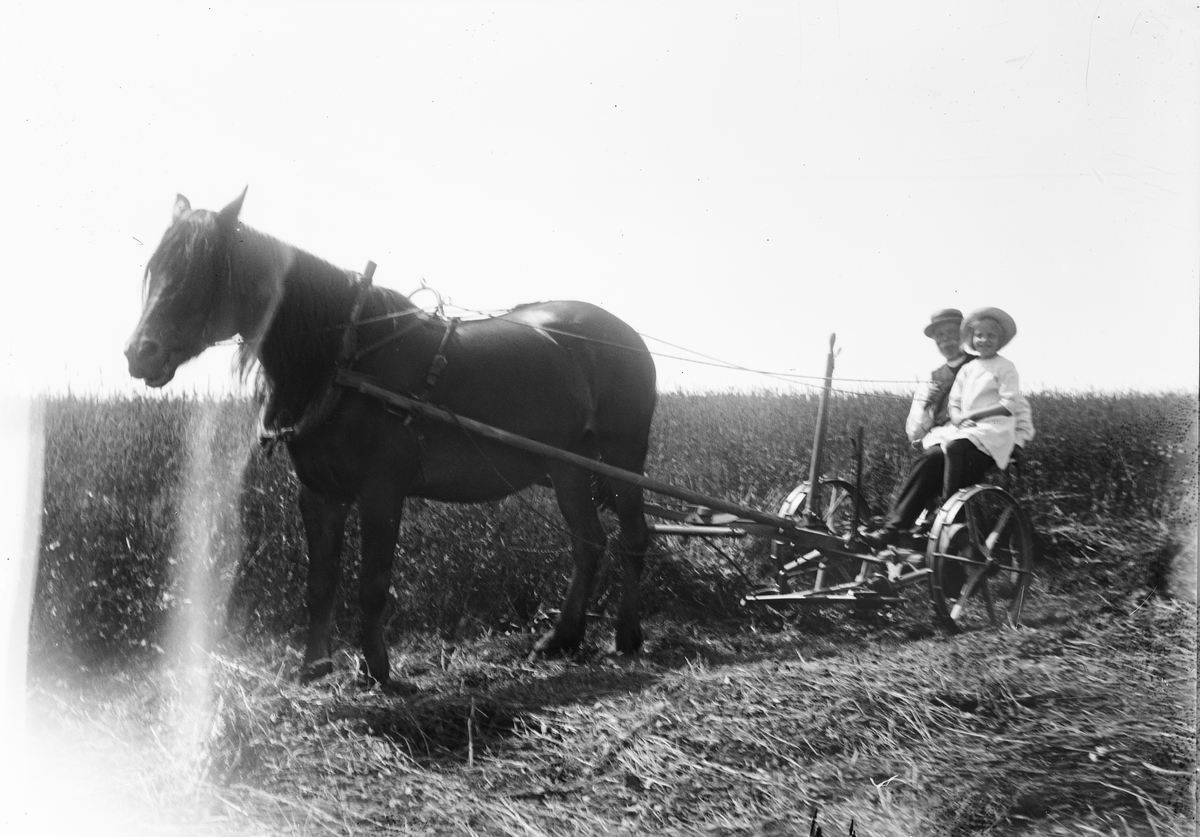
[
  {"xmin": 336, "ymin": 370, "xmax": 808, "ymax": 536},
  {"xmin": 850, "ymin": 425, "xmax": 864, "ymax": 536},
  {"xmin": 802, "ymin": 334, "xmax": 837, "ymax": 522}
]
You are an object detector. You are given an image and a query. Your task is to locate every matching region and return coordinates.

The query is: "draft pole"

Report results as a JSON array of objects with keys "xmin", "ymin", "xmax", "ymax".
[{"xmin": 802, "ymin": 333, "xmax": 837, "ymax": 527}]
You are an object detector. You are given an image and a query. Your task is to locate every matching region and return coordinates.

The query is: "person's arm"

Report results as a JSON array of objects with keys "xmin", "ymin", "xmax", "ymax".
[
  {"xmin": 905, "ymin": 384, "xmax": 935, "ymax": 444},
  {"xmin": 1014, "ymin": 393, "xmax": 1035, "ymax": 445},
  {"xmin": 947, "ymin": 372, "xmax": 965, "ymax": 426},
  {"xmin": 954, "ymin": 363, "xmax": 1019, "ymax": 426},
  {"xmin": 954, "ymin": 403, "xmax": 1011, "ymax": 425}
]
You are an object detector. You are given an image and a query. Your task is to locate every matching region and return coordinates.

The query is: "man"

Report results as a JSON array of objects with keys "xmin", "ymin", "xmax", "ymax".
[
  {"xmin": 906, "ymin": 308, "xmax": 974, "ymax": 450},
  {"xmin": 863, "ymin": 309, "xmax": 1034, "ymax": 550}
]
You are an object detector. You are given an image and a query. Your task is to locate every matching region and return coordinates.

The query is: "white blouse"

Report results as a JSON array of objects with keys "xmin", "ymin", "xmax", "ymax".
[{"xmin": 945, "ymin": 354, "xmax": 1020, "ymax": 470}]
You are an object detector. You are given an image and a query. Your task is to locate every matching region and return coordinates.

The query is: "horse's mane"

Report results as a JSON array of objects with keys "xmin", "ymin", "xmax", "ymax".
[
  {"xmin": 233, "ymin": 225, "xmax": 415, "ymax": 427},
  {"xmin": 234, "ymin": 229, "xmax": 351, "ymax": 424}
]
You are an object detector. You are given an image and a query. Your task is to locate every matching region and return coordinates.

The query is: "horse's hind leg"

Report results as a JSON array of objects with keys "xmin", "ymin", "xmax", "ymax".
[
  {"xmin": 298, "ymin": 486, "xmax": 350, "ymax": 681},
  {"xmin": 607, "ymin": 480, "xmax": 650, "ymax": 655},
  {"xmin": 356, "ymin": 484, "xmax": 404, "ymax": 686},
  {"xmin": 534, "ymin": 463, "xmax": 607, "ymax": 657}
]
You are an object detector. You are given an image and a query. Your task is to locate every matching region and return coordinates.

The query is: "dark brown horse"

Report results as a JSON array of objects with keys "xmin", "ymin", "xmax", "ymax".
[{"xmin": 125, "ymin": 190, "xmax": 657, "ymax": 685}]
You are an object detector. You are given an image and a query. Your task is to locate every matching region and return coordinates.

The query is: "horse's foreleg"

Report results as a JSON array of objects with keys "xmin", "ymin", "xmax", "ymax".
[
  {"xmin": 298, "ymin": 485, "xmax": 350, "ymax": 681},
  {"xmin": 609, "ymin": 483, "xmax": 650, "ymax": 655},
  {"xmin": 533, "ymin": 465, "xmax": 606, "ymax": 657},
  {"xmin": 357, "ymin": 486, "xmax": 404, "ymax": 686}
]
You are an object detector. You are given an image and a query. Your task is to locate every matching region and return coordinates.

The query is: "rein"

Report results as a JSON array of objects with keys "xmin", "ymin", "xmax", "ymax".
[{"xmin": 257, "ymin": 261, "xmax": 458, "ymax": 453}]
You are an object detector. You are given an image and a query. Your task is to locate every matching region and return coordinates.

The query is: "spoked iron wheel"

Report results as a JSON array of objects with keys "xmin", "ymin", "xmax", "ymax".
[
  {"xmin": 926, "ymin": 485, "xmax": 1034, "ymax": 632},
  {"xmin": 774, "ymin": 478, "xmax": 868, "ymax": 538},
  {"xmin": 770, "ymin": 479, "xmax": 870, "ymax": 594}
]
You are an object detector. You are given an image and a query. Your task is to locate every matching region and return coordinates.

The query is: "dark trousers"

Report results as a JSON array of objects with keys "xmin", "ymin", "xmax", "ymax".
[{"xmin": 884, "ymin": 439, "xmax": 996, "ymax": 532}]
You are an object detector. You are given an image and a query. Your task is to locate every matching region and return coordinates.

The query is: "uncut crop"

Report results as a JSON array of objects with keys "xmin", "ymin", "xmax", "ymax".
[{"xmin": 32, "ymin": 389, "xmax": 1197, "ymax": 665}]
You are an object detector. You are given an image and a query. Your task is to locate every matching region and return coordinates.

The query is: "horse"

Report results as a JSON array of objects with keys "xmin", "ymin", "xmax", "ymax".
[{"xmin": 125, "ymin": 189, "xmax": 657, "ymax": 686}]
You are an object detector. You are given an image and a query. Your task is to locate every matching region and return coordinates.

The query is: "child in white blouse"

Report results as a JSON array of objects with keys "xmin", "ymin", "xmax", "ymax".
[
  {"xmin": 861, "ymin": 307, "xmax": 1028, "ymax": 554},
  {"xmin": 941, "ymin": 308, "xmax": 1022, "ymax": 498}
]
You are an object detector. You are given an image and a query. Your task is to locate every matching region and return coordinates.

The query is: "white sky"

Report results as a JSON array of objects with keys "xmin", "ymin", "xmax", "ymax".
[{"xmin": 2, "ymin": 0, "xmax": 1198, "ymax": 397}]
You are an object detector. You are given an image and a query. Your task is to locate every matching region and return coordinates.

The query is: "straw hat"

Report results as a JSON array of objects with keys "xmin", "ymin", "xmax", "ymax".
[
  {"xmin": 961, "ymin": 307, "xmax": 1017, "ymax": 351},
  {"xmin": 923, "ymin": 308, "xmax": 963, "ymax": 337}
]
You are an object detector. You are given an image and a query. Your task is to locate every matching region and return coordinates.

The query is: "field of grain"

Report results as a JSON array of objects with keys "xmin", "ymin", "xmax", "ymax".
[{"xmin": 22, "ymin": 389, "xmax": 1199, "ymax": 836}]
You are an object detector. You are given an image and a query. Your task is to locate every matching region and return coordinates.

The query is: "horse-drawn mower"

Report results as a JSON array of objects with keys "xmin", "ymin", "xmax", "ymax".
[{"xmin": 339, "ymin": 333, "xmax": 1035, "ymax": 636}]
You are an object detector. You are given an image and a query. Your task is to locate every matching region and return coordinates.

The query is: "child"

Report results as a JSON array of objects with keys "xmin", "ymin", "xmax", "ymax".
[
  {"xmin": 941, "ymin": 307, "xmax": 1022, "ymax": 499},
  {"xmin": 861, "ymin": 307, "xmax": 1027, "ymax": 551}
]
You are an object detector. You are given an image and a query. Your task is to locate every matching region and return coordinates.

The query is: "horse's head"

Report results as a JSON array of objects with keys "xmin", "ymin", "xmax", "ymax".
[{"xmin": 125, "ymin": 190, "xmax": 247, "ymax": 386}]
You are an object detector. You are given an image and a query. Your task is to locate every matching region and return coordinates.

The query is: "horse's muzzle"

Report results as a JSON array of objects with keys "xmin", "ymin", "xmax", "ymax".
[{"xmin": 124, "ymin": 336, "xmax": 175, "ymax": 387}]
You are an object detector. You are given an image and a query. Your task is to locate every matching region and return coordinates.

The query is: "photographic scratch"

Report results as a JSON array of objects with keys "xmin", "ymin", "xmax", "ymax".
[
  {"xmin": 1005, "ymin": 47, "xmax": 1035, "ymax": 68},
  {"xmin": 1144, "ymin": 180, "xmax": 1185, "ymax": 197},
  {"xmin": 132, "ymin": 236, "xmax": 143, "ymax": 245},
  {"xmin": 1085, "ymin": 0, "xmax": 1101, "ymax": 105}
]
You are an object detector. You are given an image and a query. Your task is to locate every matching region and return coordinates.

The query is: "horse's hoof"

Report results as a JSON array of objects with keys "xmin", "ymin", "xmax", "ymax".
[
  {"xmin": 300, "ymin": 658, "xmax": 334, "ymax": 683},
  {"xmin": 530, "ymin": 630, "xmax": 579, "ymax": 662},
  {"xmin": 528, "ymin": 641, "xmax": 557, "ymax": 664},
  {"xmin": 376, "ymin": 679, "xmax": 420, "ymax": 696},
  {"xmin": 605, "ymin": 647, "xmax": 641, "ymax": 665},
  {"xmin": 614, "ymin": 629, "xmax": 644, "ymax": 657},
  {"xmin": 358, "ymin": 658, "xmax": 394, "ymax": 689}
]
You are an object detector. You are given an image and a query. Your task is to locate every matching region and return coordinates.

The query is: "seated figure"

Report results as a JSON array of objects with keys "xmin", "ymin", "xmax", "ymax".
[{"xmin": 863, "ymin": 307, "xmax": 1033, "ymax": 552}]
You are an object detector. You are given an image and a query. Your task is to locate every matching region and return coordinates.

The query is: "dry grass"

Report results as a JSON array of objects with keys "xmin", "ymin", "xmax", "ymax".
[
  {"xmin": 22, "ymin": 390, "xmax": 1198, "ymax": 835},
  {"xmin": 32, "ymin": 390, "xmax": 1197, "ymax": 662},
  {"xmin": 27, "ymin": 545, "xmax": 1196, "ymax": 836}
]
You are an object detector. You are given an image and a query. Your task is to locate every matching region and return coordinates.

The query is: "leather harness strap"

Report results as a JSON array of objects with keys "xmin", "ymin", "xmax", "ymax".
[
  {"xmin": 337, "ymin": 261, "xmax": 377, "ymax": 362},
  {"xmin": 258, "ymin": 263, "xmax": 459, "ymax": 453},
  {"xmin": 258, "ymin": 263, "xmax": 375, "ymax": 453},
  {"xmin": 414, "ymin": 317, "xmax": 458, "ymax": 402}
]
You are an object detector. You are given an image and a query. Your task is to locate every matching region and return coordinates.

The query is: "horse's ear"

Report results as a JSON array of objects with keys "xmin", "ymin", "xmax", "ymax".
[
  {"xmin": 217, "ymin": 186, "xmax": 248, "ymax": 233},
  {"xmin": 172, "ymin": 194, "xmax": 191, "ymax": 222}
]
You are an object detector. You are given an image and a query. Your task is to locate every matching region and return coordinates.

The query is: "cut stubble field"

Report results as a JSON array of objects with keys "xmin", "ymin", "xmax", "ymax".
[{"xmin": 23, "ymin": 389, "xmax": 1199, "ymax": 836}]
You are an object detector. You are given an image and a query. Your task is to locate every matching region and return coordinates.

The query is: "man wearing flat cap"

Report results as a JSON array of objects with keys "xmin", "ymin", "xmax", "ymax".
[{"xmin": 905, "ymin": 308, "xmax": 972, "ymax": 447}]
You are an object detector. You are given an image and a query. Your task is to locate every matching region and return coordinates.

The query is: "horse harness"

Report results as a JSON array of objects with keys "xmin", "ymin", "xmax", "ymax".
[{"xmin": 258, "ymin": 262, "xmax": 459, "ymax": 454}]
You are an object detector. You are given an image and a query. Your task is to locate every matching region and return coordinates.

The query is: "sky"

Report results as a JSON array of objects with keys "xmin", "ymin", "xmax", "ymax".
[{"xmin": 2, "ymin": 0, "xmax": 1198, "ymax": 398}]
